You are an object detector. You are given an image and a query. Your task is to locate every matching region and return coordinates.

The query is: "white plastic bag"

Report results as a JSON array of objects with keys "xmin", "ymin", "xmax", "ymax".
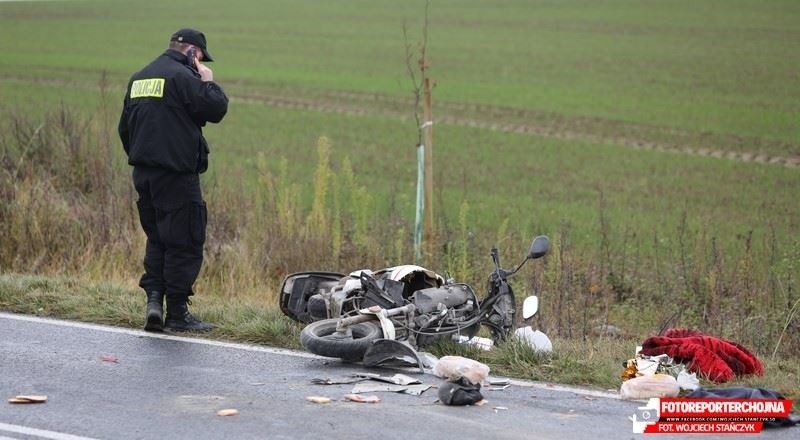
[
  {"xmin": 432, "ymin": 356, "xmax": 490, "ymax": 385},
  {"xmin": 676, "ymin": 370, "xmax": 700, "ymax": 391},
  {"xmin": 514, "ymin": 326, "xmax": 553, "ymax": 352},
  {"xmin": 620, "ymin": 374, "xmax": 680, "ymax": 400}
]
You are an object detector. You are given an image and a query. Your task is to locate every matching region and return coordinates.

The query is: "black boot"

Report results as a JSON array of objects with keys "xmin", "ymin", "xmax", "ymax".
[
  {"xmin": 144, "ymin": 291, "xmax": 164, "ymax": 332},
  {"xmin": 164, "ymin": 299, "xmax": 215, "ymax": 332}
]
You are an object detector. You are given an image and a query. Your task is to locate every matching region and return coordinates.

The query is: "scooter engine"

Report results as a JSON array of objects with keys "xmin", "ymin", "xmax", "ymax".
[{"xmin": 410, "ymin": 284, "xmax": 475, "ymax": 313}]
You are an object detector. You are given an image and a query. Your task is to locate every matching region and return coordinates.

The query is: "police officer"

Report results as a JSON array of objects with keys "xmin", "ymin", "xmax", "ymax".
[{"xmin": 118, "ymin": 28, "xmax": 228, "ymax": 332}]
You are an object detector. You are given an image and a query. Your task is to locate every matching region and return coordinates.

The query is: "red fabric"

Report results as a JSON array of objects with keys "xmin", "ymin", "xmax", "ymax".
[{"xmin": 640, "ymin": 328, "xmax": 764, "ymax": 383}]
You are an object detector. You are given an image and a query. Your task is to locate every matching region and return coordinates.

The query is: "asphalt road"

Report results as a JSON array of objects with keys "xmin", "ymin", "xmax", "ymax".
[{"xmin": 1, "ymin": 312, "xmax": 796, "ymax": 440}]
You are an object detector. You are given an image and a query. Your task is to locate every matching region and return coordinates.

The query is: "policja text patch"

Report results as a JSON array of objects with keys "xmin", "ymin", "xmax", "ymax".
[{"xmin": 130, "ymin": 78, "xmax": 165, "ymax": 98}]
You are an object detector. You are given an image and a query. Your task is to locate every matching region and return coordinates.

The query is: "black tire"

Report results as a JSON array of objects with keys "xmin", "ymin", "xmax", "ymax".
[{"xmin": 300, "ymin": 319, "xmax": 383, "ymax": 361}]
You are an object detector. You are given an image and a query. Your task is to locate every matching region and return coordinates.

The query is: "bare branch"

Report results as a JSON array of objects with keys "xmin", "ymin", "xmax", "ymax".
[
  {"xmin": 403, "ymin": 0, "xmax": 432, "ymax": 147},
  {"xmin": 403, "ymin": 20, "xmax": 423, "ymax": 146}
]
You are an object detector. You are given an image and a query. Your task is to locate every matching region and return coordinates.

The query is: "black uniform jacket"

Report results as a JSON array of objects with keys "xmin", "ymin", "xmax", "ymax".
[{"xmin": 118, "ymin": 50, "xmax": 228, "ymax": 174}]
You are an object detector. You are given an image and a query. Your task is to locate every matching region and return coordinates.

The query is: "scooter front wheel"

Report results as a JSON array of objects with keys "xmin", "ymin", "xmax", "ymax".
[{"xmin": 300, "ymin": 318, "xmax": 383, "ymax": 361}]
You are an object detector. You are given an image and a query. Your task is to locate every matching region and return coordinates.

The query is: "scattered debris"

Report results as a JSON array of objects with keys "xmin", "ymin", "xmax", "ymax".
[
  {"xmin": 455, "ymin": 335, "xmax": 495, "ymax": 350},
  {"xmin": 306, "ymin": 396, "xmax": 332, "ymax": 404},
  {"xmin": 416, "ymin": 352, "xmax": 439, "ymax": 371},
  {"xmin": 343, "ymin": 394, "xmax": 380, "ymax": 404},
  {"xmin": 362, "ymin": 339, "xmax": 425, "ymax": 371},
  {"xmin": 400, "ymin": 384, "xmax": 432, "ymax": 396},
  {"xmin": 487, "ymin": 377, "xmax": 511, "ymax": 386},
  {"xmin": 636, "ymin": 354, "xmax": 674, "ymax": 376},
  {"xmin": 433, "ymin": 356, "xmax": 489, "ymax": 385},
  {"xmin": 351, "ymin": 383, "xmax": 432, "ymax": 396},
  {"xmin": 313, "ymin": 373, "xmax": 422, "ymax": 386},
  {"xmin": 438, "ymin": 378, "xmax": 484, "ymax": 406},
  {"xmin": 493, "ymin": 406, "xmax": 508, "ymax": 412},
  {"xmin": 640, "ymin": 328, "xmax": 764, "ymax": 382},
  {"xmin": 485, "ymin": 376, "xmax": 512, "ymax": 391},
  {"xmin": 353, "ymin": 373, "xmax": 421, "ymax": 386},
  {"xmin": 622, "ymin": 351, "xmax": 700, "ymax": 392},
  {"xmin": 98, "ymin": 356, "xmax": 119, "ymax": 363},
  {"xmin": 351, "ymin": 383, "xmax": 408, "ymax": 394},
  {"xmin": 311, "ymin": 377, "xmax": 365, "ymax": 385},
  {"xmin": 216, "ymin": 409, "xmax": 239, "ymax": 416},
  {"xmin": 249, "ymin": 382, "xmax": 266, "ymax": 386},
  {"xmin": 620, "ymin": 374, "xmax": 680, "ymax": 400},
  {"xmin": 621, "ymin": 359, "xmax": 638, "ymax": 381},
  {"xmin": 313, "ymin": 372, "xmax": 431, "ymax": 397},
  {"xmin": 676, "ymin": 370, "xmax": 699, "ymax": 391},
  {"xmin": 514, "ymin": 326, "xmax": 553, "ymax": 352},
  {"xmin": 8, "ymin": 395, "xmax": 47, "ymax": 404}
]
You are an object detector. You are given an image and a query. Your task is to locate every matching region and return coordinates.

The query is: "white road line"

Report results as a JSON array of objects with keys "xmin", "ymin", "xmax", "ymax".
[
  {"xmin": 0, "ymin": 312, "xmax": 622, "ymax": 400},
  {"xmin": 0, "ymin": 312, "xmax": 319, "ymax": 359},
  {"xmin": 0, "ymin": 423, "xmax": 99, "ymax": 440}
]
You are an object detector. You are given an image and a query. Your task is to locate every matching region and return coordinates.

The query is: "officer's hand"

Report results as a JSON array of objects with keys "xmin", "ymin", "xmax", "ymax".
[{"xmin": 196, "ymin": 61, "xmax": 214, "ymax": 82}]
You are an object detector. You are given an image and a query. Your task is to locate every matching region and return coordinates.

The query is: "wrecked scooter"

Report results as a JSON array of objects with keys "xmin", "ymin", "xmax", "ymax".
[{"xmin": 279, "ymin": 235, "xmax": 549, "ymax": 362}]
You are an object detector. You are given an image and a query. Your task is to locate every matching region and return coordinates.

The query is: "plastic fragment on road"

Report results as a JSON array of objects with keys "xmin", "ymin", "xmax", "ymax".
[
  {"xmin": 487, "ymin": 377, "xmax": 510, "ymax": 385},
  {"xmin": 311, "ymin": 376, "xmax": 365, "ymax": 385},
  {"xmin": 351, "ymin": 383, "xmax": 408, "ymax": 394},
  {"xmin": 619, "ymin": 374, "xmax": 680, "ymax": 400},
  {"xmin": 353, "ymin": 373, "xmax": 421, "ymax": 386},
  {"xmin": 343, "ymin": 394, "xmax": 380, "ymax": 403},
  {"xmin": 416, "ymin": 351, "xmax": 439, "ymax": 370},
  {"xmin": 486, "ymin": 376, "xmax": 511, "ymax": 390},
  {"xmin": 216, "ymin": 409, "xmax": 239, "ymax": 416},
  {"xmin": 306, "ymin": 396, "xmax": 332, "ymax": 404},
  {"xmin": 400, "ymin": 384, "xmax": 432, "ymax": 396},
  {"xmin": 350, "ymin": 383, "xmax": 432, "ymax": 396},
  {"xmin": 362, "ymin": 339, "xmax": 425, "ymax": 372},
  {"xmin": 8, "ymin": 395, "xmax": 47, "ymax": 404},
  {"xmin": 313, "ymin": 373, "xmax": 422, "ymax": 386},
  {"xmin": 433, "ymin": 356, "xmax": 489, "ymax": 385},
  {"xmin": 98, "ymin": 356, "xmax": 119, "ymax": 363}
]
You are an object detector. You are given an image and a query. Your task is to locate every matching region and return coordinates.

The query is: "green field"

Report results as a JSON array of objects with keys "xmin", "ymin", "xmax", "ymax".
[
  {"xmin": 2, "ymin": 0, "xmax": 798, "ymax": 235},
  {"xmin": 1, "ymin": 0, "xmax": 799, "ymax": 394}
]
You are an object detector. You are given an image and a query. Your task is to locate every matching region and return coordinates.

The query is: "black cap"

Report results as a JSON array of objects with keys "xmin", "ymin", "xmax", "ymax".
[{"xmin": 170, "ymin": 28, "xmax": 214, "ymax": 62}]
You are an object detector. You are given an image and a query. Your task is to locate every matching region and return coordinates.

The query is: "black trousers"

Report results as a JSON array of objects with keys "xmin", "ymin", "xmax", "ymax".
[{"xmin": 133, "ymin": 167, "xmax": 207, "ymax": 302}]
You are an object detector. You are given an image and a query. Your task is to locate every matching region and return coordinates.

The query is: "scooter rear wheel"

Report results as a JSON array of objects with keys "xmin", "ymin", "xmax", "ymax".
[{"xmin": 300, "ymin": 319, "xmax": 383, "ymax": 361}]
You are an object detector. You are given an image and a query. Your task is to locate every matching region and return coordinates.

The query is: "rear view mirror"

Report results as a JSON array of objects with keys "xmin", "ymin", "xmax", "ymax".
[
  {"xmin": 528, "ymin": 235, "xmax": 549, "ymax": 260},
  {"xmin": 522, "ymin": 295, "xmax": 539, "ymax": 319}
]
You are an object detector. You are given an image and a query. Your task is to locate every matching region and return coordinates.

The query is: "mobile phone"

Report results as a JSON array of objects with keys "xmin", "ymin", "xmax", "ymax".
[{"xmin": 186, "ymin": 47, "xmax": 197, "ymax": 66}]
